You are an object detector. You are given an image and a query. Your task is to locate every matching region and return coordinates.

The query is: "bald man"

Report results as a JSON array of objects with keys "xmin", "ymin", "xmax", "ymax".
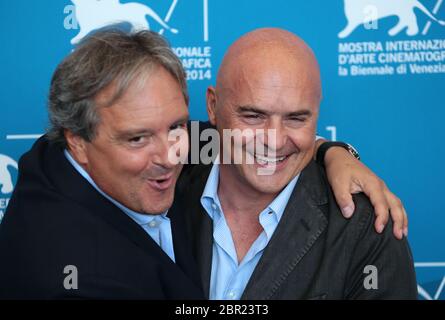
[{"xmin": 178, "ymin": 28, "xmax": 417, "ymax": 300}]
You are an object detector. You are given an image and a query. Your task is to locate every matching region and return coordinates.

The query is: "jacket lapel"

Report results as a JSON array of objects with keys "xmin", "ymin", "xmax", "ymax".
[
  {"xmin": 43, "ymin": 137, "xmax": 188, "ymax": 272},
  {"xmin": 241, "ymin": 161, "xmax": 329, "ymax": 299},
  {"xmin": 192, "ymin": 203, "xmax": 213, "ymax": 298},
  {"xmin": 168, "ymin": 193, "xmax": 205, "ymax": 292},
  {"xmin": 180, "ymin": 164, "xmax": 214, "ymax": 298}
]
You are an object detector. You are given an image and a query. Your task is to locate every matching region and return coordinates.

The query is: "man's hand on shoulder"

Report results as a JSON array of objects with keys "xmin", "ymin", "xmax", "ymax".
[{"xmin": 316, "ymin": 139, "xmax": 408, "ymax": 240}]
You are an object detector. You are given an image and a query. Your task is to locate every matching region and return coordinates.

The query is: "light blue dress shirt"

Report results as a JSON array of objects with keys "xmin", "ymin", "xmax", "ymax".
[
  {"xmin": 64, "ymin": 150, "xmax": 175, "ymax": 262},
  {"xmin": 201, "ymin": 162, "xmax": 299, "ymax": 300}
]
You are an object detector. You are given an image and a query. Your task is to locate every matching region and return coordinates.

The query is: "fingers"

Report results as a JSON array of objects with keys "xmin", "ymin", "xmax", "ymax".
[
  {"xmin": 385, "ymin": 190, "xmax": 406, "ymax": 240},
  {"xmin": 403, "ymin": 207, "xmax": 408, "ymax": 237},
  {"xmin": 362, "ymin": 178, "xmax": 390, "ymax": 234},
  {"xmin": 331, "ymin": 181, "xmax": 355, "ymax": 218},
  {"xmin": 389, "ymin": 198, "xmax": 405, "ymax": 239},
  {"xmin": 372, "ymin": 201, "xmax": 390, "ymax": 235},
  {"xmin": 366, "ymin": 180, "xmax": 406, "ymax": 240},
  {"xmin": 322, "ymin": 147, "xmax": 409, "ymax": 239},
  {"xmin": 392, "ymin": 217, "xmax": 404, "ymax": 241},
  {"xmin": 322, "ymin": 147, "xmax": 408, "ymax": 238}
]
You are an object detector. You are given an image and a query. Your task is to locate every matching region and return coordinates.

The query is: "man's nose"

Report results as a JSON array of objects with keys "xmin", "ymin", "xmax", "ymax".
[
  {"xmin": 264, "ymin": 119, "xmax": 288, "ymax": 152},
  {"xmin": 151, "ymin": 136, "xmax": 177, "ymax": 169}
]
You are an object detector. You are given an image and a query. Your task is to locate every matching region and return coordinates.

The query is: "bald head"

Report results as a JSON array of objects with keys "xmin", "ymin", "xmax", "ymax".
[
  {"xmin": 216, "ymin": 28, "xmax": 322, "ymax": 102},
  {"xmin": 206, "ymin": 28, "xmax": 322, "ymax": 196}
]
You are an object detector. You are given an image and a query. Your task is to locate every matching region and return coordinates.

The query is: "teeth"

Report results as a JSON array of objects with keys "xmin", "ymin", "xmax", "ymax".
[{"xmin": 255, "ymin": 154, "xmax": 286, "ymax": 165}]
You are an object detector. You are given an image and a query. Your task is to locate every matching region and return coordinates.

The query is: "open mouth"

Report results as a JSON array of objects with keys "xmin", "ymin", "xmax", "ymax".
[
  {"xmin": 254, "ymin": 154, "xmax": 290, "ymax": 166},
  {"xmin": 146, "ymin": 174, "xmax": 174, "ymax": 191}
]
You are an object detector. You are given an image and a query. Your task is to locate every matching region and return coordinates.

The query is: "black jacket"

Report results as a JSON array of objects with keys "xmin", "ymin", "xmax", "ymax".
[
  {"xmin": 177, "ymin": 160, "xmax": 418, "ymax": 300},
  {"xmin": 0, "ymin": 136, "xmax": 204, "ymax": 299}
]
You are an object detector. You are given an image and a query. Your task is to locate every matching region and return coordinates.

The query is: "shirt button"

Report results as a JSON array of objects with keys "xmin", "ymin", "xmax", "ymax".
[
  {"xmin": 228, "ymin": 291, "xmax": 235, "ymax": 298},
  {"xmin": 148, "ymin": 220, "xmax": 157, "ymax": 228},
  {"xmin": 211, "ymin": 203, "xmax": 217, "ymax": 211}
]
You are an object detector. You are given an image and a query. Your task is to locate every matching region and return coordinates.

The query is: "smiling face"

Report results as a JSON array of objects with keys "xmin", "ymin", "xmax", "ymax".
[
  {"xmin": 70, "ymin": 66, "xmax": 189, "ymax": 214},
  {"xmin": 207, "ymin": 29, "xmax": 321, "ymax": 196}
]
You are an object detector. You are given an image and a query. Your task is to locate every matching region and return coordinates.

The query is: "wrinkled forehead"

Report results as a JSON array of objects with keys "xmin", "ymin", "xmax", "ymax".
[
  {"xmin": 225, "ymin": 41, "xmax": 319, "ymax": 82},
  {"xmin": 218, "ymin": 46, "xmax": 321, "ymax": 107}
]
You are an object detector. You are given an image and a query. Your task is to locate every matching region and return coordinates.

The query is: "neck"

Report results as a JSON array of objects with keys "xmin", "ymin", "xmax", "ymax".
[
  {"xmin": 217, "ymin": 164, "xmax": 277, "ymax": 216},
  {"xmin": 217, "ymin": 164, "xmax": 278, "ymax": 263}
]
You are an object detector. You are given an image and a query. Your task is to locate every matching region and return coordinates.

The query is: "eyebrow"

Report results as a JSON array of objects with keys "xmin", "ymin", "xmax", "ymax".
[
  {"xmin": 170, "ymin": 115, "xmax": 190, "ymax": 127},
  {"xmin": 117, "ymin": 129, "xmax": 154, "ymax": 138},
  {"xmin": 237, "ymin": 105, "xmax": 313, "ymax": 117},
  {"xmin": 116, "ymin": 115, "xmax": 189, "ymax": 138}
]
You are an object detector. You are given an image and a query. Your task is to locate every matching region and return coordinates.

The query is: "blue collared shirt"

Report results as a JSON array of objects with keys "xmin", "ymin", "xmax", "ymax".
[
  {"xmin": 64, "ymin": 150, "xmax": 175, "ymax": 262},
  {"xmin": 201, "ymin": 163, "xmax": 299, "ymax": 300}
]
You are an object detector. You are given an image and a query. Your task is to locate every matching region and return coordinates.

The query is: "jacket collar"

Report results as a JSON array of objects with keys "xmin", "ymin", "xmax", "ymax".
[
  {"xmin": 182, "ymin": 160, "xmax": 329, "ymax": 299},
  {"xmin": 29, "ymin": 136, "xmax": 202, "ymax": 290},
  {"xmin": 241, "ymin": 160, "xmax": 329, "ymax": 299}
]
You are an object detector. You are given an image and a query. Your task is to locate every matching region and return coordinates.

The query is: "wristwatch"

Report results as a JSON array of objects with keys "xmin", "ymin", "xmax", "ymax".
[{"xmin": 316, "ymin": 141, "xmax": 360, "ymax": 167}]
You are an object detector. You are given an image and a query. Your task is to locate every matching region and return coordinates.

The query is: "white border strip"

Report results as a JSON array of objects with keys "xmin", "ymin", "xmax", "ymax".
[
  {"xmin": 6, "ymin": 134, "xmax": 43, "ymax": 140},
  {"xmin": 415, "ymin": 262, "xmax": 445, "ymax": 267},
  {"xmin": 204, "ymin": 0, "xmax": 208, "ymax": 42}
]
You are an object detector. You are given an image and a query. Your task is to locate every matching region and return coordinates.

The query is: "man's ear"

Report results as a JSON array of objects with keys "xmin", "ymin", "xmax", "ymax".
[
  {"xmin": 206, "ymin": 86, "xmax": 217, "ymax": 126},
  {"xmin": 64, "ymin": 130, "xmax": 89, "ymax": 165}
]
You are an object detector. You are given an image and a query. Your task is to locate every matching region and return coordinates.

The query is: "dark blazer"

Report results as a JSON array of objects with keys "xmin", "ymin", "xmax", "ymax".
[
  {"xmin": 0, "ymin": 136, "xmax": 204, "ymax": 299},
  {"xmin": 177, "ymin": 160, "xmax": 418, "ymax": 300}
]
